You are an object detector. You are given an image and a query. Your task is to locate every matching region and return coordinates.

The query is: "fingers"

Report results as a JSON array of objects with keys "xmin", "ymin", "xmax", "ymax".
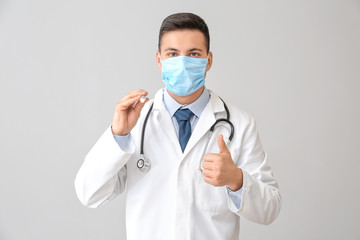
[
  {"xmin": 117, "ymin": 90, "xmax": 148, "ymax": 110},
  {"xmin": 203, "ymin": 176, "xmax": 213, "ymax": 185},
  {"xmin": 202, "ymin": 169, "xmax": 213, "ymax": 178},
  {"xmin": 122, "ymin": 89, "xmax": 148, "ymax": 100},
  {"xmin": 203, "ymin": 176, "xmax": 221, "ymax": 187},
  {"xmin": 133, "ymin": 97, "xmax": 149, "ymax": 115},
  {"xmin": 203, "ymin": 153, "xmax": 219, "ymax": 162},
  {"xmin": 201, "ymin": 161, "xmax": 214, "ymax": 171},
  {"xmin": 112, "ymin": 89, "xmax": 148, "ymax": 135},
  {"xmin": 118, "ymin": 95, "xmax": 142, "ymax": 109},
  {"xmin": 119, "ymin": 89, "xmax": 147, "ymax": 104}
]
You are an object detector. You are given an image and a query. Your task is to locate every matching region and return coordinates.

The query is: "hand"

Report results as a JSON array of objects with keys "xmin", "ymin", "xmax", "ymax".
[
  {"xmin": 202, "ymin": 135, "xmax": 243, "ymax": 191},
  {"xmin": 111, "ymin": 89, "xmax": 149, "ymax": 136}
]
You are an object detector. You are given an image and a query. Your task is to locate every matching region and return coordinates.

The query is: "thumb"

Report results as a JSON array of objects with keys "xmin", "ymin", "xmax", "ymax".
[
  {"xmin": 217, "ymin": 134, "xmax": 229, "ymax": 153},
  {"xmin": 134, "ymin": 97, "xmax": 149, "ymax": 115}
]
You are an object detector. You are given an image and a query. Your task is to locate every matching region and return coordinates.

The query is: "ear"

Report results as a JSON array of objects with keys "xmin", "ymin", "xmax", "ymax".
[
  {"xmin": 204, "ymin": 51, "xmax": 213, "ymax": 78},
  {"xmin": 206, "ymin": 51, "xmax": 213, "ymax": 72},
  {"xmin": 156, "ymin": 50, "xmax": 162, "ymax": 69}
]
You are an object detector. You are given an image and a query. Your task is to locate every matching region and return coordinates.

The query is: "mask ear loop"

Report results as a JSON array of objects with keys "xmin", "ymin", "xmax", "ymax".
[{"xmin": 204, "ymin": 52, "xmax": 211, "ymax": 79}]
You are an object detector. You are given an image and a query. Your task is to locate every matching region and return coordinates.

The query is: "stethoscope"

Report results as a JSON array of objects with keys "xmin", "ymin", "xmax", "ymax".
[{"xmin": 137, "ymin": 98, "xmax": 234, "ymax": 173}]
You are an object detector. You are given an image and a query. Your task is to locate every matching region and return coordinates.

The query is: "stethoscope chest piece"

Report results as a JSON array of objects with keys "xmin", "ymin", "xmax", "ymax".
[{"xmin": 137, "ymin": 155, "xmax": 151, "ymax": 173}]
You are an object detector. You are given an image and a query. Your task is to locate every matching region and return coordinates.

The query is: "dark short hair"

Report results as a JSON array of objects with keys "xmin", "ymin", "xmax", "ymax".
[{"xmin": 158, "ymin": 12, "xmax": 210, "ymax": 53}]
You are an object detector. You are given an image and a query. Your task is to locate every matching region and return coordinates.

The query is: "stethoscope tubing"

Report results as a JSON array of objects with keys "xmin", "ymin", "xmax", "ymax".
[
  {"xmin": 140, "ymin": 103, "xmax": 154, "ymax": 155},
  {"xmin": 137, "ymin": 97, "xmax": 234, "ymax": 173}
]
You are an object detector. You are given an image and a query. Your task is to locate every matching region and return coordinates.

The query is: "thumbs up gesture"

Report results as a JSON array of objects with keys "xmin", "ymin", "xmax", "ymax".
[{"xmin": 202, "ymin": 135, "xmax": 243, "ymax": 191}]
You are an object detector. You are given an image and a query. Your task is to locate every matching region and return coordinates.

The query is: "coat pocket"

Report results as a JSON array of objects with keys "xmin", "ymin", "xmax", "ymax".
[{"xmin": 195, "ymin": 173, "xmax": 229, "ymax": 212}]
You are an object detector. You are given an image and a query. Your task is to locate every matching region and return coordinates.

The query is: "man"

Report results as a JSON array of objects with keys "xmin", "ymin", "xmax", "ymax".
[{"xmin": 75, "ymin": 12, "xmax": 281, "ymax": 240}]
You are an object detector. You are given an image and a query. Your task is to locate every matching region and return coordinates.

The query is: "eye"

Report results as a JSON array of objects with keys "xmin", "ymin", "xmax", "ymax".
[
  {"xmin": 189, "ymin": 52, "xmax": 201, "ymax": 57},
  {"xmin": 167, "ymin": 52, "xmax": 178, "ymax": 57}
]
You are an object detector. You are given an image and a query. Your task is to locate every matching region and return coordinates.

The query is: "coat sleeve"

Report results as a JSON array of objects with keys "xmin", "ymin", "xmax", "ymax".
[
  {"xmin": 74, "ymin": 126, "xmax": 135, "ymax": 208},
  {"xmin": 227, "ymin": 115, "xmax": 282, "ymax": 225}
]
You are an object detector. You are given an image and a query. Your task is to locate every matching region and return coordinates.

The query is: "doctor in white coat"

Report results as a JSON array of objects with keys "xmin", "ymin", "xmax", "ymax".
[{"xmin": 75, "ymin": 12, "xmax": 281, "ymax": 240}]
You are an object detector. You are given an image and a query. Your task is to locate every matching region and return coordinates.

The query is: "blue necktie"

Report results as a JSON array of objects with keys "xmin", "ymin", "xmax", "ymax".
[{"xmin": 174, "ymin": 108, "xmax": 194, "ymax": 152}]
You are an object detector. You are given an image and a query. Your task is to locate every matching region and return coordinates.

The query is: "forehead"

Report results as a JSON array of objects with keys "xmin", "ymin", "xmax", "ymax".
[{"xmin": 160, "ymin": 29, "xmax": 206, "ymax": 51}]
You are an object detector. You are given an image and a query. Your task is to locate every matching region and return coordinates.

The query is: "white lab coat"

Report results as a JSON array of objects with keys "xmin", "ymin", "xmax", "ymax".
[{"xmin": 75, "ymin": 88, "xmax": 281, "ymax": 240}]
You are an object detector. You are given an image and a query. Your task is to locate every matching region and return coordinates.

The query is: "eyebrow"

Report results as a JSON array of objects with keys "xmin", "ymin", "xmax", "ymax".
[
  {"xmin": 188, "ymin": 48, "xmax": 203, "ymax": 52},
  {"xmin": 163, "ymin": 48, "xmax": 204, "ymax": 52},
  {"xmin": 164, "ymin": 48, "xmax": 179, "ymax": 52}
]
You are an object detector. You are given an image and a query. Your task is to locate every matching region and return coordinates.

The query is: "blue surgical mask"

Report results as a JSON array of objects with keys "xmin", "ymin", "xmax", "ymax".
[{"xmin": 160, "ymin": 56, "xmax": 208, "ymax": 96}]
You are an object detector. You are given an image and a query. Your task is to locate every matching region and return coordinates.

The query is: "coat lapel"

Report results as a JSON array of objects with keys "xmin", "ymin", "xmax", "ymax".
[
  {"xmin": 151, "ymin": 88, "xmax": 227, "ymax": 161},
  {"xmin": 182, "ymin": 90, "xmax": 226, "ymax": 159},
  {"xmin": 152, "ymin": 89, "xmax": 183, "ymax": 156}
]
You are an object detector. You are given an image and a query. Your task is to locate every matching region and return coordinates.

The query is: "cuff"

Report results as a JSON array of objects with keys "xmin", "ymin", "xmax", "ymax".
[
  {"xmin": 111, "ymin": 126, "xmax": 134, "ymax": 153},
  {"xmin": 226, "ymin": 186, "xmax": 243, "ymax": 209}
]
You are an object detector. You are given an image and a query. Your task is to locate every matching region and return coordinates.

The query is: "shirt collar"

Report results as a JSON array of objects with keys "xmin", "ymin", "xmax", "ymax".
[{"xmin": 163, "ymin": 87, "xmax": 210, "ymax": 118}]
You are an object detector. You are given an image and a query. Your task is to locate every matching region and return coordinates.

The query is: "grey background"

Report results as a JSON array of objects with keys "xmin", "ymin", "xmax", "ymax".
[{"xmin": 1, "ymin": 0, "xmax": 359, "ymax": 239}]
